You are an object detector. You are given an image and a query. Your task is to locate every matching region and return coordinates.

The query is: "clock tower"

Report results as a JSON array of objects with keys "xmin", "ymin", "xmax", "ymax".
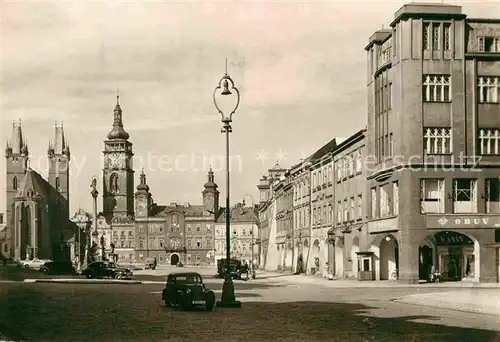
[
  {"xmin": 202, "ymin": 167, "xmax": 219, "ymax": 214},
  {"xmin": 102, "ymin": 95, "xmax": 135, "ymax": 221}
]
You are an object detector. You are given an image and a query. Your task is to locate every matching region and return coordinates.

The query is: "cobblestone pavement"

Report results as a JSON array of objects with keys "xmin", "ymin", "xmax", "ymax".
[{"xmin": 0, "ymin": 280, "xmax": 499, "ymax": 342}]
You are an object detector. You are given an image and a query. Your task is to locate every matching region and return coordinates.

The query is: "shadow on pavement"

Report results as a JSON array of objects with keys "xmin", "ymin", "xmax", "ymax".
[{"xmin": 0, "ymin": 282, "xmax": 498, "ymax": 342}]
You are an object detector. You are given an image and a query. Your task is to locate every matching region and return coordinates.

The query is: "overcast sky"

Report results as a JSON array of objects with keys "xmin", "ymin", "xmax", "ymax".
[{"xmin": 1, "ymin": 0, "xmax": 498, "ymax": 215}]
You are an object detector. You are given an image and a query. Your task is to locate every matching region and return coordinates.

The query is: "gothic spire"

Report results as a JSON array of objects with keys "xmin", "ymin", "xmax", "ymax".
[
  {"xmin": 53, "ymin": 121, "xmax": 66, "ymax": 154},
  {"xmin": 107, "ymin": 92, "xmax": 130, "ymax": 140},
  {"xmin": 9, "ymin": 119, "xmax": 26, "ymax": 155}
]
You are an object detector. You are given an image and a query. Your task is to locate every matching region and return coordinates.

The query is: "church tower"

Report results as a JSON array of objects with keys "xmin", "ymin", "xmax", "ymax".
[
  {"xmin": 202, "ymin": 168, "xmax": 219, "ymax": 214},
  {"xmin": 5, "ymin": 120, "xmax": 29, "ymax": 255},
  {"xmin": 102, "ymin": 95, "xmax": 135, "ymax": 221},
  {"xmin": 134, "ymin": 170, "xmax": 152, "ymax": 219},
  {"xmin": 48, "ymin": 122, "xmax": 70, "ymax": 202}
]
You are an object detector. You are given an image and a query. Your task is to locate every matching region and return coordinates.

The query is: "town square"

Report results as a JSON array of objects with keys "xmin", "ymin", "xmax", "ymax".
[{"xmin": 1, "ymin": 0, "xmax": 500, "ymax": 341}]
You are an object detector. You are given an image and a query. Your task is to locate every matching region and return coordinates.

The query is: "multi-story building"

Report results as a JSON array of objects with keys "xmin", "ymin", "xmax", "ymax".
[
  {"xmin": 70, "ymin": 209, "xmax": 92, "ymax": 266},
  {"xmin": 331, "ymin": 129, "xmax": 367, "ymax": 279},
  {"xmin": 185, "ymin": 204, "xmax": 216, "ymax": 266},
  {"xmin": 214, "ymin": 203, "xmax": 258, "ymax": 265},
  {"xmin": 290, "ymin": 158, "xmax": 312, "ymax": 274},
  {"xmin": 365, "ymin": 3, "xmax": 500, "ymax": 283},
  {"xmin": 309, "ymin": 138, "xmax": 337, "ymax": 276},
  {"xmin": 257, "ymin": 163, "xmax": 287, "ymax": 271},
  {"xmin": 274, "ymin": 174, "xmax": 293, "ymax": 271}
]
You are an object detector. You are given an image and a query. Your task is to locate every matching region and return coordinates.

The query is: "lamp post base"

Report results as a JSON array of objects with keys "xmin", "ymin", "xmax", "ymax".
[{"xmin": 216, "ymin": 276, "xmax": 241, "ymax": 308}]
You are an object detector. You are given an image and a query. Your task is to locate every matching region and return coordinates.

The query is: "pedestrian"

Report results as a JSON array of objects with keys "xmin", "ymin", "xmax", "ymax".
[{"xmin": 323, "ymin": 262, "xmax": 329, "ymax": 279}]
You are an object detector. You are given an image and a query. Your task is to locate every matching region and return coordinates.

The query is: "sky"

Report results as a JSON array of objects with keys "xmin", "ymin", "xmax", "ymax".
[{"xmin": 1, "ymin": 0, "xmax": 499, "ymax": 216}]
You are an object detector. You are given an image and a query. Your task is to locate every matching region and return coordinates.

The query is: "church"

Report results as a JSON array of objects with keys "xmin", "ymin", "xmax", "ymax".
[
  {"xmin": 93, "ymin": 96, "xmax": 222, "ymax": 265},
  {"xmin": 4, "ymin": 121, "xmax": 81, "ymax": 261}
]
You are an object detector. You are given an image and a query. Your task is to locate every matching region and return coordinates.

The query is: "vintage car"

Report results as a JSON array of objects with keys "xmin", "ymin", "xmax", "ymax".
[
  {"xmin": 161, "ymin": 272, "xmax": 216, "ymax": 311},
  {"xmin": 81, "ymin": 261, "xmax": 133, "ymax": 279},
  {"xmin": 217, "ymin": 258, "xmax": 249, "ymax": 280},
  {"xmin": 39, "ymin": 261, "xmax": 76, "ymax": 275}
]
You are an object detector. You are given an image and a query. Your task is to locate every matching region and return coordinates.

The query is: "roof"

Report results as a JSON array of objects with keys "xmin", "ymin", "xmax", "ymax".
[
  {"xmin": 15, "ymin": 168, "xmax": 66, "ymax": 204},
  {"xmin": 309, "ymin": 137, "xmax": 337, "ymax": 162},
  {"xmin": 169, "ymin": 272, "xmax": 202, "ymax": 277},
  {"xmin": 215, "ymin": 205, "xmax": 258, "ymax": 223},
  {"xmin": 183, "ymin": 205, "xmax": 205, "ymax": 217}
]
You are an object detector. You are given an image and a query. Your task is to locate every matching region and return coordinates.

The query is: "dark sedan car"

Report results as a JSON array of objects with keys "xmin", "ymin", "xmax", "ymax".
[
  {"xmin": 81, "ymin": 261, "xmax": 133, "ymax": 280},
  {"xmin": 39, "ymin": 261, "xmax": 76, "ymax": 275},
  {"xmin": 162, "ymin": 272, "xmax": 215, "ymax": 311}
]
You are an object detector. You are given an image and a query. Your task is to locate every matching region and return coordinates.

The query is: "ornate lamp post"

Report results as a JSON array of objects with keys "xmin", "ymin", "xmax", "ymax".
[
  {"xmin": 213, "ymin": 59, "xmax": 241, "ymax": 308},
  {"xmin": 242, "ymin": 194, "xmax": 256, "ymax": 279}
]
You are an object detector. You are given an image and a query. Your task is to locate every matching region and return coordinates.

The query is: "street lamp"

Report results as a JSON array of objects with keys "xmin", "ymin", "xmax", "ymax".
[
  {"xmin": 242, "ymin": 194, "xmax": 256, "ymax": 279},
  {"xmin": 213, "ymin": 59, "xmax": 241, "ymax": 308}
]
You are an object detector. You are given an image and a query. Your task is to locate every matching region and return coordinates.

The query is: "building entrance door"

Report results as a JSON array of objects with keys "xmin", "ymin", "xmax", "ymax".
[{"xmin": 170, "ymin": 253, "xmax": 179, "ymax": 265}]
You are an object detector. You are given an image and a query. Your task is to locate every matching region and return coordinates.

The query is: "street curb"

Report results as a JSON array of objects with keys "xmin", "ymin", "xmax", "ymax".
[{"xmin": 24, "ymin": 279, "xmax": 142, "ymax": 285}]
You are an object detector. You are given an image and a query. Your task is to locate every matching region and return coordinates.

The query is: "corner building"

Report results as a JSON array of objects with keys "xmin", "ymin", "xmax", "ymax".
[{"xmin": 365, "ymin": 3, "xmax": 500, "ymax": 283}]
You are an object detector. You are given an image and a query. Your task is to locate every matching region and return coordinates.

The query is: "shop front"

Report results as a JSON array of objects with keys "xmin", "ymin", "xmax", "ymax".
[{"xmin": 424, "ymin": 214, "xmax": 500, "ymax": 283}]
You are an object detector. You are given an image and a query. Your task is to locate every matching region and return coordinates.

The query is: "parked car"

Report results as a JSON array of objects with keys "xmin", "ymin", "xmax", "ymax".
[
  {"xmin": 39, "ymin": 261, "xmax": 76, "ymax": 275},
  {"xmin": 162, "ymin": 272, "xmax": 216, "ymax": 311},
  {"xmin": 144, "ymin": 258, "xmax": 157, "ymax": 270},
  {"xmin": 217, "ymin": 258, "xmax": 248, "ymax": 280},
  {"xmin": 81, "ymin": 261, "xmax": 133, "ymax": 279},
  {"xmin": 19, "ymin": 259, "xmax": 52, "ymax": 270}
]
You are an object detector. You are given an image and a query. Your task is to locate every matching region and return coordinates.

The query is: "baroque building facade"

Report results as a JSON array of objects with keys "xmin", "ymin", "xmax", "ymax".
[{"xmin": 94, "ymin": 96, "xmax": 219, "ymax": 265}]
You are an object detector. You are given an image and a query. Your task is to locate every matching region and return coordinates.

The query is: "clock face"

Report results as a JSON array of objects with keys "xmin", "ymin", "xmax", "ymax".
[{"xmin": 108, "ymin": 153, "xmax": 123, "ymax": 168}]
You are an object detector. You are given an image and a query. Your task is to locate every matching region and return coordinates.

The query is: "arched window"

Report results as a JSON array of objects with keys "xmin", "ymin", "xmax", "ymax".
[
  {"xmin": 55, "ymin": 177, "xmax": 60, "ymax": 191},
  {"xmin": 13, "ymin": 176, "xmax": 18, "ymax": 190},
  {"xmin": 110, "ymin": 173, "xmax": 119, "ymax": 193}
]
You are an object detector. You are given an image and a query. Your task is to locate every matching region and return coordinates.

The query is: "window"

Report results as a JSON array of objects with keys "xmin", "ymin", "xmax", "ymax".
[
  {"xmin": 172, "ymin": 215, "xmax": 177, "ymax": 224},
  {"xmin": 336, "ymin": 201, "xmax": 342, "ymax": 224},
  {"xmin": 420, "ymin": 179, "xmax": 445, "ymax": 213},
  {"xmin": 478, "ymin": 77, "xmax": 500, "ymax": 103},
  {"xmin": 159, "ymin": 239, "xmax": 164, "ymax": 248},
  {"xmin": 318, "ymin": 170, "xmax": 322, "ymax": 186},
  {"xmin": 196, "ymin": 254, "xmax": 201, "ymax": 261},
  {"xmin": 486, "ymin": 179, "xmax": 500, "ymax": 213},
  {"xmin": 350, "ymin": 198, "xmax": 355, "ymax": 220},
  {"xmin": 424, "ymin": 127, "xmax": 452, "ymax": 154},
  {"xmin": 393, "ymin": 182, "xmax": 399, "ymax": 215},
  {"xmin": 432, "ymin": 23, "xmax": 440, "ymax": 50},
  {"xmin": 328, "ymin": 166, "xmax": 332, "ymax": 183},
  {"xmin": 139, "ymin": 240, "xmax": 144, "ymax": 249},
  {"xmin": 357, "ymin": 195, "xmax": 363, "ymax": 219},
  {"xmin": 187, "ymin": 225, "xmax": 191, "ymax": 232},
  {"xmin": 479, "ymin": 128, "xmax": 500, "ymax": 155},
  {"xmin": 423, "ymin": 75, "xmax": 451, "ymax": 102},
  {"xmin": 336, "ymin": 163, "xmax": 341, "ymax": 181},
  {"xmin": 206, "ymin": 224, "xmax": 211, "ymax": 232},
  {"xmin": 187, "ymin": 240, "xmax": 192, "ymax": 248},
  {"xmin": 12, "ymin": 176, "xmax": 17, "ymax": 190},
  {"xmin": 55, "ymin": 177, "xmax": 60, "ymax": 191},
  {"xmin": 196, "ymin": 225, "xmax": 200, "ymax": 232},
  {"xmin": 423, "ymin": 23, "xmax": 430, "ymax": 50},
  {"xmin": 355, "ymin": 150, "xmax": 362, "ymax": 173},
  {"xmin": 380, "ymin": 186, "xmax": 390, "ymax": 217},
  {"xmin": 478, "ymin": 36, "xmax": 500, "ymax": 52},
  {"xmin": 343, "ymin": 199, "xmax": 349, "ymax": 222},
  {"xmin": 313, "ymin": 208, "xmax": 316, "ymax": 225},
  {"xmin": 196, "ymin": 240, "xmax": 201, "ymax": 248},
  {"xmin": 444, "ymin": 23, "xmax": 451, "ymax": 51},
  {"xmin": 453, "ymin": 179, "xmax": 477, "ymax": 213},
  {"xmin": 371, "ymin": 188, "xmax": 377, "ymax": 218},
  {"xmin": 159, "ymin": 225, "xmax": 163, "ymax": 233},
  {"xmin": 109, "ymin": 173, "xmax": 119, "ymax": 193}
]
